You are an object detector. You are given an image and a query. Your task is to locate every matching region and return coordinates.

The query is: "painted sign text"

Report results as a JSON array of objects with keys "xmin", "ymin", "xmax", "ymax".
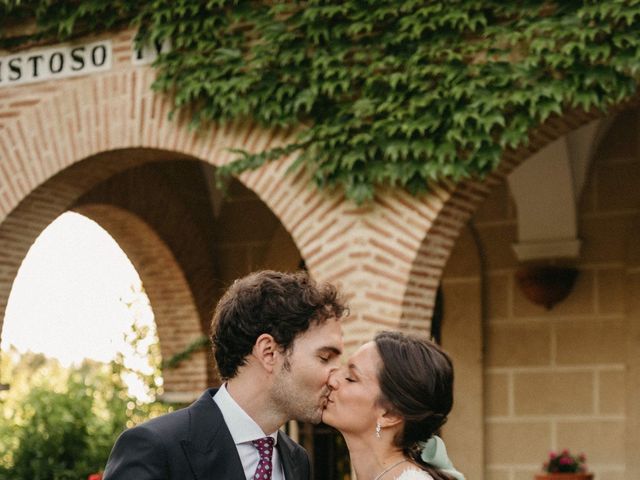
[{"xmin": 0, "ymin": 40, "xmax": 112, "ymax": 88}]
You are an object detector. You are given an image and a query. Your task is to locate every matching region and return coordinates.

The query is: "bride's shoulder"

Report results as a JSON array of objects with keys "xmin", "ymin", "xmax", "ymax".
[{"xmin": 394, "ymin": 468, "xmax": 434, "ymax": 480}]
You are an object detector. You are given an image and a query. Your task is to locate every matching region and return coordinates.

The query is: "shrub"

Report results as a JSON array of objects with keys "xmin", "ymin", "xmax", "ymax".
[
  {"xmin": 0, "ymin": 363, "xmax": 125, "ymax": 480},
  {"xmin": 0, "ymin": 354, "xmax": 171, "ymax": 480}
]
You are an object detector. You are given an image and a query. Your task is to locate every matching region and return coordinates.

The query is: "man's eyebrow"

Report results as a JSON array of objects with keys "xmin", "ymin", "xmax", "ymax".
[{"xmin": 318, "ymin": 346, "xmax": 342, "ymax": 356}]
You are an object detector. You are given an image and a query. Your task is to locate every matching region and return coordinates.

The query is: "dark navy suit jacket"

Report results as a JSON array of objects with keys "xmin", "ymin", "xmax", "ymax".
[{"xmin": 103, "ymin": 389, "xmax": 311, "ymax": 480}]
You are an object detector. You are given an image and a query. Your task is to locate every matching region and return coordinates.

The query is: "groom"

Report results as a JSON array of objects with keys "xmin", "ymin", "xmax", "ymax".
[{"xmin": 103, "ymin": 270, "xmax": 345, "ymax": 480}]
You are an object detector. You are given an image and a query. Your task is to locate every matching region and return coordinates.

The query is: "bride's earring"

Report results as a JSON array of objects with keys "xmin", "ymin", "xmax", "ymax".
[{"xmin": 375, "ymin": 423, "xmax": 381, "ymax": 438}]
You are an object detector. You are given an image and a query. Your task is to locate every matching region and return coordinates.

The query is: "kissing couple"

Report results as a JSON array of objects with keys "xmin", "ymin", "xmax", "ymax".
[{"xmin": 103, "ymin": 270, "xmax": 464, "ymax": 480}]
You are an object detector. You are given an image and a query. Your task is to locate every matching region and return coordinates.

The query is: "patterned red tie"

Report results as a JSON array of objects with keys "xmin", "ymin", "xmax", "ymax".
[{"xmin": 252, "ymin": 437, "xmax": 275, "ymax": 480}]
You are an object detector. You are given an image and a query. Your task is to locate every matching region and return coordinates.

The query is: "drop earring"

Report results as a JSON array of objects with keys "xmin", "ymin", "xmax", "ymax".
[{"xmin": 375, "ymin": 423, "xmax": 381, "ymax": 438}]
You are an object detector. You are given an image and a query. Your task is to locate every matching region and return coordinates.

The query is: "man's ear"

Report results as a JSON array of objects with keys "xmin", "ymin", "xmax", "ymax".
[{"xmin": 252, "ymin": 333, "xmax": 279, "ymax": 373}]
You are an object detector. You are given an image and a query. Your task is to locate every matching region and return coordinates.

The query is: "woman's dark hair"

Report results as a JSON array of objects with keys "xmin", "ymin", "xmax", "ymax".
[
  {"xmin": 374, "ymin": 331, "xmax": 454, "ymax": 480},
  {"xmin": 211, "ymin": 270, "xmax": 345, "ymax": 379}
]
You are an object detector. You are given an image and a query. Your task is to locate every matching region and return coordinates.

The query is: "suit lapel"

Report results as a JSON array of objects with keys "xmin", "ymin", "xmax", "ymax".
[
  {"xmin": 180, "ymin": 389, "xmax": 245, "ymax": 480},
  {"xmin": 277, "ymin": 431, "xmax": 303, "ymax": 480}
]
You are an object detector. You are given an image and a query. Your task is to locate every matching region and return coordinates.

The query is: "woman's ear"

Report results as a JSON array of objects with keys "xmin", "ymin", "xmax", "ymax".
[
  {"xmin": 252, "ymin": 334, "xmax": 278, "ymax": 373},
  {"xmin": 377, "ymin": 409, "xmax": 403, "ymax": 430}
]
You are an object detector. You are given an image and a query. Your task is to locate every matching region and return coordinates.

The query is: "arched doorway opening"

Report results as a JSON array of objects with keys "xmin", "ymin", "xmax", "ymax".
[
  {"xmin": 0, "ymin": 148, "xmax": 308, "ymax": 397},
  {"xmin": 0, "ymin": 146, "xmax": 354, "ymax": 477},
  {"xmin": 1, "ymin": 211, "xmax": 158, "ymax": 384}
]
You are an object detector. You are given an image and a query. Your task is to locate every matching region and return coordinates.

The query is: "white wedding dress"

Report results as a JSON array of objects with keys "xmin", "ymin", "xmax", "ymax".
[{"xmin": 394, "ymin": 468, "xmax": 434, "ymax": 480}]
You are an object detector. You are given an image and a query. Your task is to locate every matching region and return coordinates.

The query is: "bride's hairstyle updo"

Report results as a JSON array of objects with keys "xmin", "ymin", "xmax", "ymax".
[{"xmin": 374, "ymin": 331, "xmax": 454, "ymax": 480}]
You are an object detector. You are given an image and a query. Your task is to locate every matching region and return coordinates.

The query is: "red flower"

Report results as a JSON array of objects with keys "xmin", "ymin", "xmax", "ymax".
[
  {"xmin": 88, "ymin": 473, "xmax": 103, "ymax": 480},
  {"xmin": 543, "ymin": 449, "xmax": 587, "ymax": 474}
]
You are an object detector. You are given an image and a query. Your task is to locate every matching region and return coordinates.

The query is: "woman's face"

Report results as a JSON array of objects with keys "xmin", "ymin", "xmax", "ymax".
[{"xmin": 322, "ymin": 341, "xmax": 384, "ymax": 435}]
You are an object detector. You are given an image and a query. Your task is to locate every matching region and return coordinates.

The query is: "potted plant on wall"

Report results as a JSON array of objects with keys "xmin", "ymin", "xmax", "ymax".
[{"xmin": 535, "ymin": 450, "xmax": 594, "ymax": 480}]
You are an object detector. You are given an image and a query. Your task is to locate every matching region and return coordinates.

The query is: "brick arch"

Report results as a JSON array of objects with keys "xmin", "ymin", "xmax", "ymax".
[
  {"xmin": 73, "ymin": 203, "xmax": 207, "ymax": 397},
  {"xmin": 0, "ymin": 149, "xmax": 293, "ymax": 392},
  {"xmin": 3, "ymin": 50, "xmax": 638, "ymax": 349},
  {"xmin": 0, "ymin": 67, "xmax": 361, "ymax": 294},
  {"xmin": 0, "ymin": 149, "xmax": 195, "ymax": 330},
  {"xmin": 400, "ymin": 107, "xmax": 627, "ymax": 334},
  {"xmin": 0, "ymin": 65, "xmax": 442, "ymax": 348},
  {"xmin": 0, "ymin": 68, "xmax": 345, "ymax": 265}
]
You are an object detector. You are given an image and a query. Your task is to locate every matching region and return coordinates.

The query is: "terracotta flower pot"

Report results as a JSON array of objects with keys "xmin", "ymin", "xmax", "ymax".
[{"xmin": 535, "ymin": 474, "xmax": 593, "ymax": 480}]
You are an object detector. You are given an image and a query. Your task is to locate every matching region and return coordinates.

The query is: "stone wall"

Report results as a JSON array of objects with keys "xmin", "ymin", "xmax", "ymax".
[{"xmin": 442, "ymin": 110, "xmax": 640, "ymax": 480}]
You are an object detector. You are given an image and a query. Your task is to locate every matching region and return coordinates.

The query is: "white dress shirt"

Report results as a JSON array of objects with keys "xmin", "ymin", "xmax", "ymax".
[{"xmin": 213, "ymin": 384, "xmax": 285, "ymax": 480}]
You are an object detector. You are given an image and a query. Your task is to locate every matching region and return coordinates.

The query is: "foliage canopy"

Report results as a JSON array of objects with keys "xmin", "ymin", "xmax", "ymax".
[{"xmin": 1, "ymin": 1, "xmax": 640, "ymax": 202}]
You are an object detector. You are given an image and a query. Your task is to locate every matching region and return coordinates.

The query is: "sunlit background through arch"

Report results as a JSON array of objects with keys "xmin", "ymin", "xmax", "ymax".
[{"xmin": 0, "ymin": 211, "xmax": 159, "ymax": 400}]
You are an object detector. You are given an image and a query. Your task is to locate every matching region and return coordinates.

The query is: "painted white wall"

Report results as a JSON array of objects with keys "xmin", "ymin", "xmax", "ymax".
[{"xmin": 508, "ymin": 120, "xmax": 606, "ymax": 261}]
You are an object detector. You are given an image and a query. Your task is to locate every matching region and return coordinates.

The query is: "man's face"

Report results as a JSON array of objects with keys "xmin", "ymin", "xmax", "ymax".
[{"xmin": 271, "ymin": 317, "xmax": 343, "ymax": 424}]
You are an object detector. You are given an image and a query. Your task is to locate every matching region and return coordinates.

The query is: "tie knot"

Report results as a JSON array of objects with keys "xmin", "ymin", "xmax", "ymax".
[{"xmin": 252, "ymin": 436, "xmax": 275, "ymax": 458}]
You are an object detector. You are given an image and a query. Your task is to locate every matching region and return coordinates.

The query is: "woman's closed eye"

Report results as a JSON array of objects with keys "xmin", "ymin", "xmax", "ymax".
[{"xmin": 345, "ymin": 376, "xmax": 356, "ymax": 382}]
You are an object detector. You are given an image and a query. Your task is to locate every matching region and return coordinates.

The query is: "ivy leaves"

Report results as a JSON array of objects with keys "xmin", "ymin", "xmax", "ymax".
[
  {"xmin": 2, "ymin": 1, "xmax": 640, "ymax": 203},
  {"xmin": 1, "ymin": 0, "xmax": 137, "ymax": 46},
  {"xmin": 137, "ymin": 0, "xmax": 640, "ymax": 203}
]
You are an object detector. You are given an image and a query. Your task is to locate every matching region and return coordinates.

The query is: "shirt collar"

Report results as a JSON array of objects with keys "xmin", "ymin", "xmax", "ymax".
[{"xmin": 213, "ymin": 383, "xmax": 279, "ymax": 446}]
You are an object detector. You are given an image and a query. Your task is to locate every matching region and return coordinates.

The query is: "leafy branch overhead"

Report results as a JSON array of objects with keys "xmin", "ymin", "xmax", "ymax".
[{"xmin": 2, "ymin": 1, "xmax": 640, "ymax": 203}]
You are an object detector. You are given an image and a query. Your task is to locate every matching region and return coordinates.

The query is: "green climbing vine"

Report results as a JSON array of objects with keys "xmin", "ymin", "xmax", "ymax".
[
  {"xmin": 162, "ymin": 335, "xmax": 210, "ymax": 370},
  {"xmin": 2, "ymin": 1, "xmax": 640, "ymax": 203}
]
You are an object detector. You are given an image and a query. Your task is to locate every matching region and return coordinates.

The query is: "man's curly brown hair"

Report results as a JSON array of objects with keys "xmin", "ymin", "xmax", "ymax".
[{"xmin": 211, "ymin": 270, "xmax": 345, "ymax": 380}]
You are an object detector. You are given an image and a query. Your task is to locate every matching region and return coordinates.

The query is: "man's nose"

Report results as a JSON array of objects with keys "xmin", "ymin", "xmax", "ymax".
[{"xmin": 327, "ymin": 369, "xmax": 340, "ymax": 390}]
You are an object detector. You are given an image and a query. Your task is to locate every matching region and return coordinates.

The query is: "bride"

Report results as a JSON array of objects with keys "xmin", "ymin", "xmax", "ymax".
[{"xmin": 323, "ymin": 331, "xmax": 463, "ymax": 480}]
